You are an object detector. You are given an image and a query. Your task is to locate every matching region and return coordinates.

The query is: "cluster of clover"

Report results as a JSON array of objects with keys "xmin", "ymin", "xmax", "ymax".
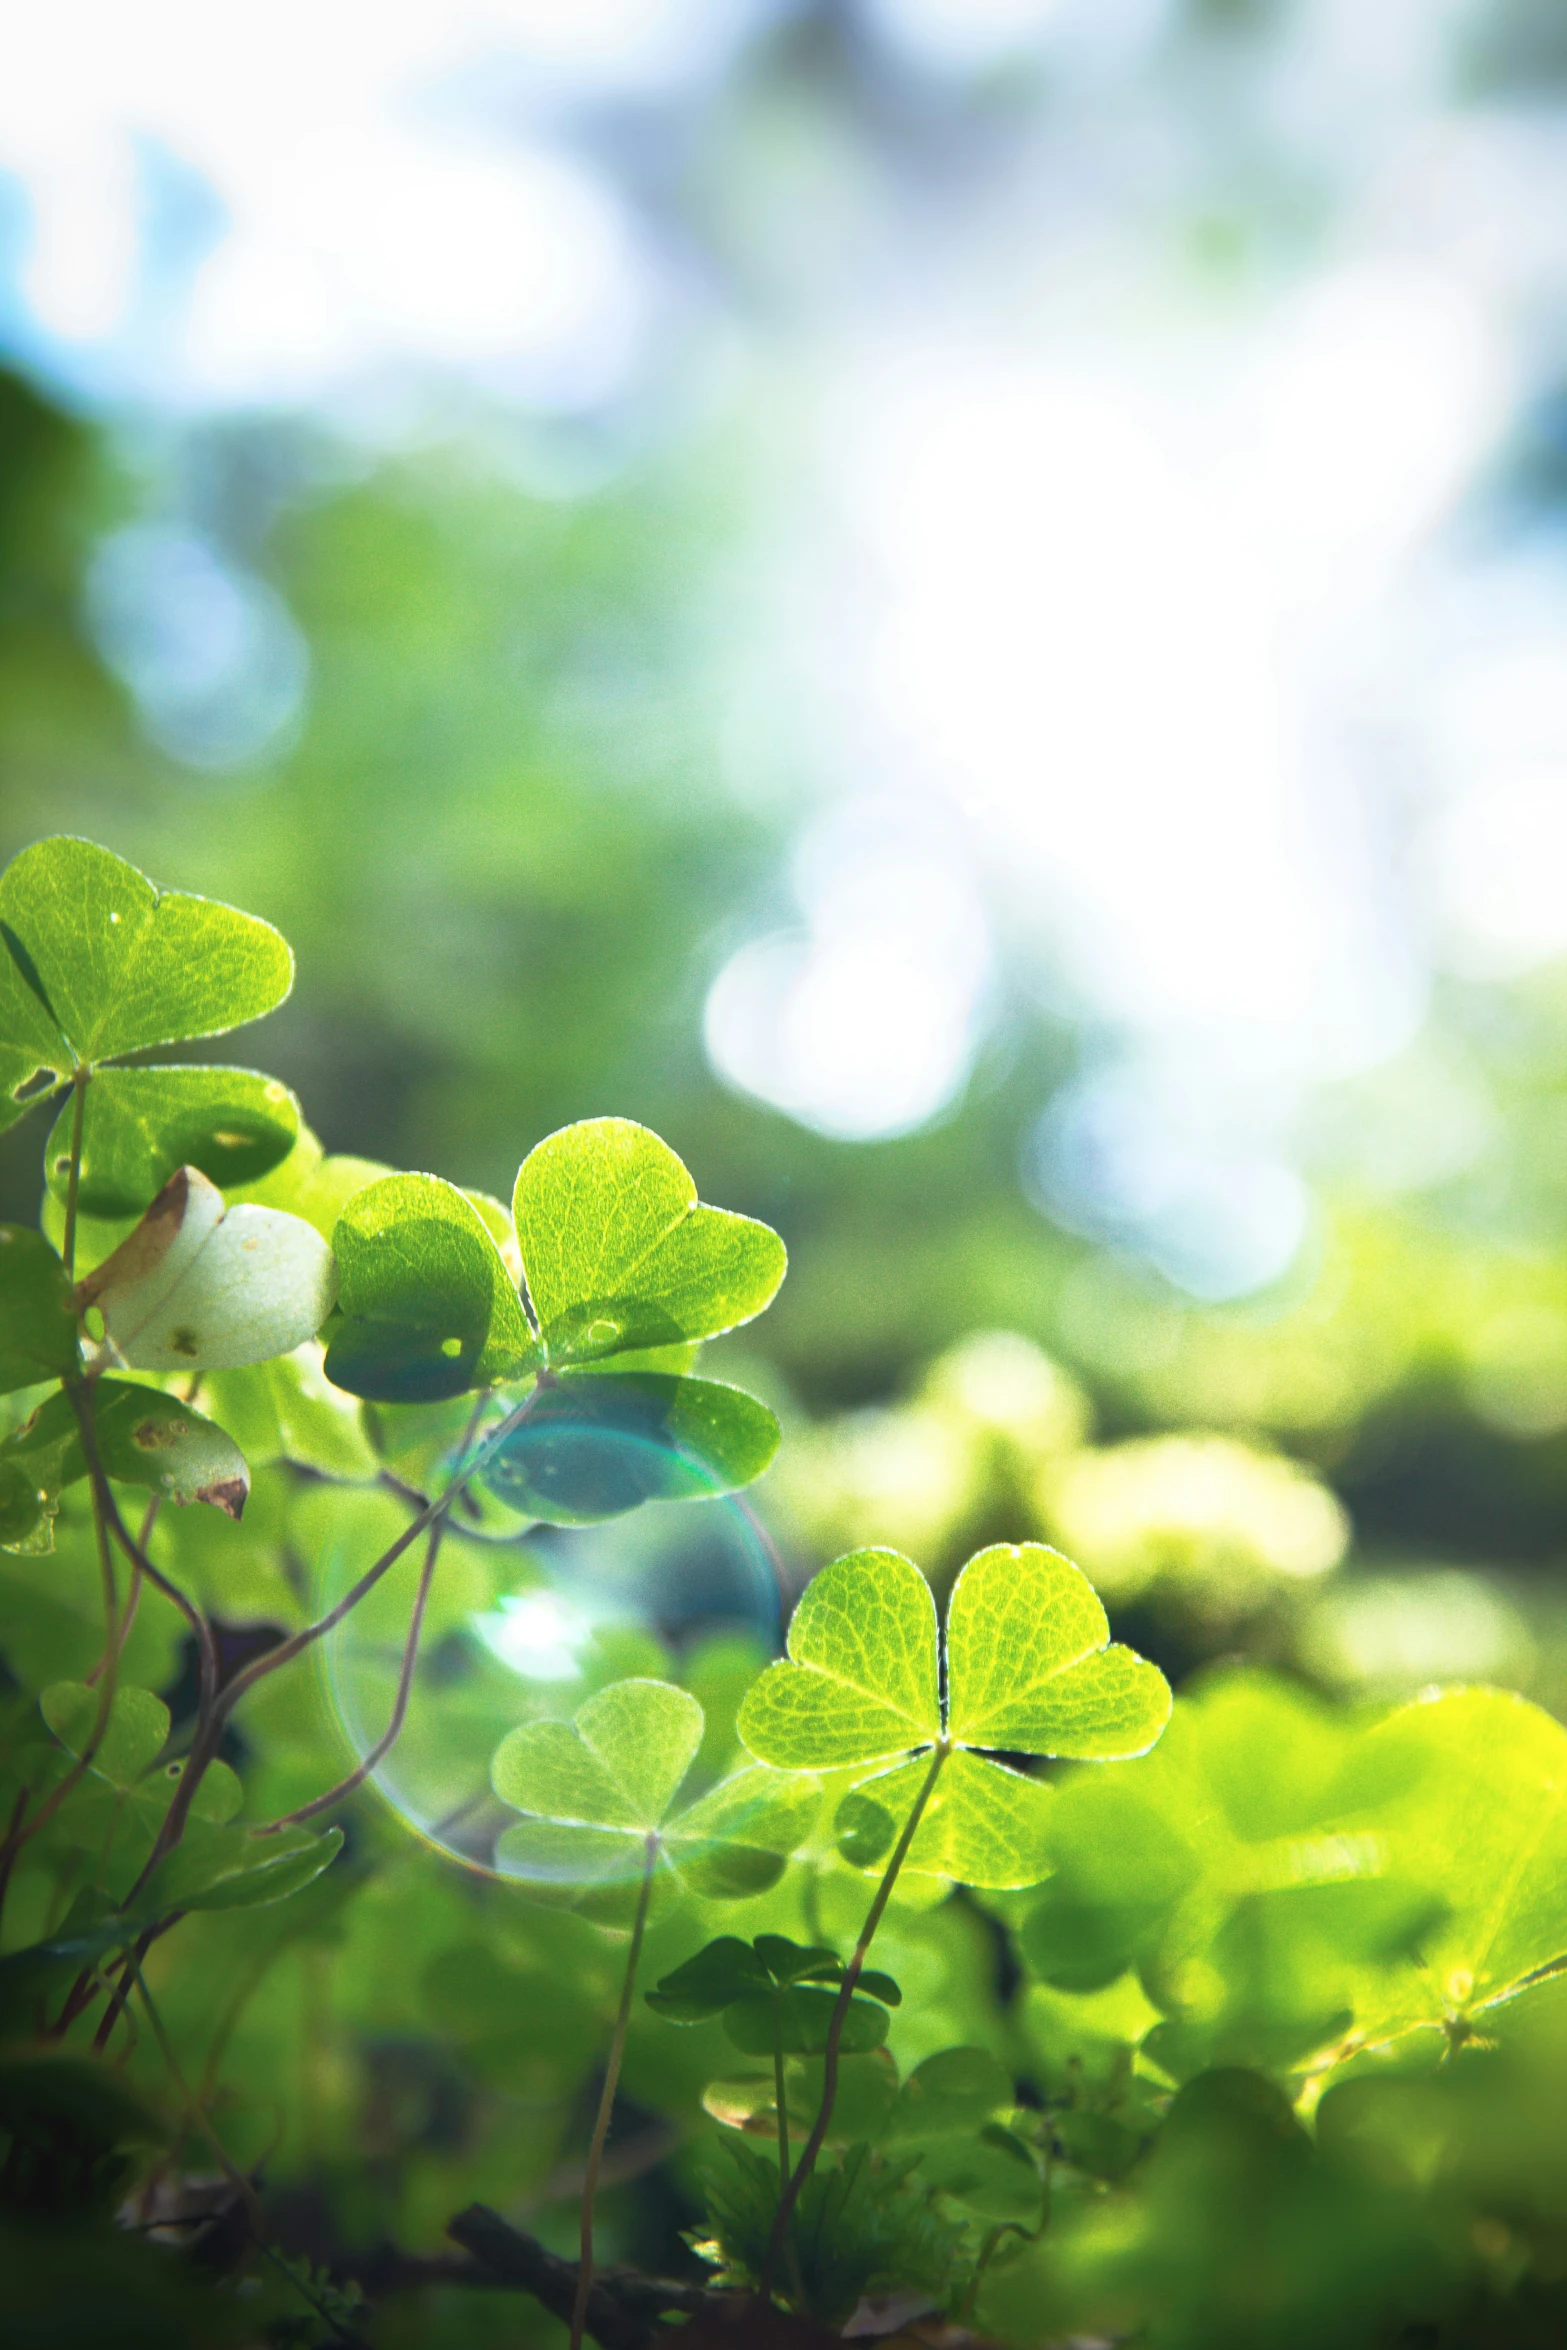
[
  {"xmin": 8, "ymin": 840, "xmax": 1567, "ymax": 2348},
  {"xmin": 0, "ymin": 838, "xmax": 1172, "ymax": 2338}
]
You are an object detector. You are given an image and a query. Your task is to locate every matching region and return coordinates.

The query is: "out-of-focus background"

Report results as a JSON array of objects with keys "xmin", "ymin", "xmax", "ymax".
[{"xmin": 5, "ymin": 0, "xmax": 1567, "ymax": 1707}]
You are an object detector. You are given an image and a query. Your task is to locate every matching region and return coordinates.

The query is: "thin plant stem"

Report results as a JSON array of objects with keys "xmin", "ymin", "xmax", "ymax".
[
  {"xmin": 252, "ymin": 1511, "xmax": 446, "ymax": 1834},
  {"xmin": 130, "ymin": 1953, "xmax": 260, "ymax": 2233},
  {"xmin": 759, "ymin": 1739, "xmax": 950, "ymax": 2304},
  {"xmin": 128, "ymin": 1380, "xmax": 543, "ymax": 1900},
  {"xmin": 0, "ymin": 1787, "xmax": 27, "ymax": 1938},
  {"xmin": 60, "ymin": 1065, "xmax": 89, "ymax": 1280},
  {"xmin": 569, "ymin": 1833, "xmax": 659, "ymax": 2350},
  {"xmin": 772, "ymin": 2021, "xmax": 791, "ymax": 2188},
  {"xmin": 0, "ymin": 1389, "xmax": 125, "ymax": 1870},
  {"xmin": 100, "ymin": 1487, "xmax": 217, "ymax": 1713}
]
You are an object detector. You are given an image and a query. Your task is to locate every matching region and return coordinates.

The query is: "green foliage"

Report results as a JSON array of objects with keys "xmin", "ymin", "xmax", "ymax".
[
  {"xmin": 0, "ymin": 836, "xmax": 292, "ymax": 1126},
  {"xmin": 512, "ymin": 1116, "xmax": 785, "ymax": 1365},
  {"xmin": 76, "ymin": 1167, "xmax": 337, "ymax": 1372},
  {"xmin": 648, "ymin": 1933, "xmax": 901, "ymax": 2055},
  {"xmin": 696, "ymin": 2133, "xmax": 969, "ymax": 2322},
  {"xmin": 480, "ymin": 1368, "xmax": 779, "ymax": 1522},
  {"xmin": 490, "ymin": 1679, "xmax": 819, "ymax": 1923},
  {"xmin": 738, "ymin": 1542, "xmax": 1171, "ymax": 1886},
  {"xmin": 0, "ymin": 1380, "xmax": 249, "ymax": 1551},
  {"xmin": 45, "ymin": 1064, "xmax": 301, "ymax": 1219},
  {"xmin": 0, "ymin": 1225, "xmax": 78, "ymax": 1392},
  {"xmin": 9, "ymin": 829, "xmax": 1567, "ymax": 2350},
  {"xmin": 324, "ymin": 1169, "xmax": 536, "ymax": 1402}
]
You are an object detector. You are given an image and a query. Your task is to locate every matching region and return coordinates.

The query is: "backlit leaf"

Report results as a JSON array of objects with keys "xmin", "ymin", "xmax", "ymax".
[
  {"xmin": 201, "ymin": 1347, "xmax": 376, "ymax": 1480},
  {"xmin": 842, "ymin": 1750, "xmax": 1056, "ymax": 1890},
  {"xmin": 323, "ymin": 1171, "xmax": 536, "ymax": 1401},
  {"xmin": 492, "ymin": 1681, "xmax": 817, "ymax": 1925},
  {"xmin": 0, "ymin": 1225, "xmax": 78, "ymax": 1394},
  {"xmin": 41, "ymin": 1681, "xmax": 170, "ymax": 1789},
  {"xmin": 481, "ymin": 1370, "xmax": 779, "ymax": 1525},
  {"xmin": 76, "ymin": 1165, "xmax": 337, "ymax": 1371},
  {"xmin": 739, "ymin": 1549, "xmax": 941, "ymax": 1771},
  {"xmin": 739, "ymin": 1544, "xmax": 1168, "ymax": 1894},
  {"xmin": 0, "ymin": 1381, "xmax": 250, "ymax": 1526},
  {"xmin": 141, "ymin": 1820, "xmax": 343, "ymax": 1913},
  {"xmin": 493, "ymin": 1678, "xmax": 703, "ymax": 1830},
  {"xmin": 0, "ymin": 836, "xmax": 292, "ymax": 1123},
  {"xmin": 512, "ymin": 1118, "xmax": 785, "ymax": 1366},
  {"xmin": 1331, "ymin": 1688, "xmax": 1567, "ymax": 2047},
  {"xmin": 45, "ymin": 1065, "xmax": 300, "ymax": 1219},
  {"xmin": 228, "ymin": 1122, "xmax": 390, "ymax": 1239},
  {"xmin": 946, "ymin": 1544, "xmax": 1171, "ymax": 1760}
]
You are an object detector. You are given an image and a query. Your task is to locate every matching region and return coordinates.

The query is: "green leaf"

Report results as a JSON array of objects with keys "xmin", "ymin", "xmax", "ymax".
[
  {"xmin": 0, "ymin": 1382, "xmax": 250, "ymax": 1540},
  {"xmin": 491, "ymin": 1681, "xmax": 817, "ymax": 1924},
  {"xmin": 139, "ymin": 1821, "xmax": 343, "ymax": 1914},
  {"xmin": 945, "ymin": 1544, "xmax": 1172, "ymax": 1760},
  {"xmin": 40, "ymin": 1682, "xmax": 170, "ymax": 1788},
  {"xmin": 646, "ymin": 1933, "xmax": 900, "ymax": 2051},
  {"xmin": 738, "ymin": 1548, "xmax": 942, "ymax": 1771},
  {"xmin": 481, "ymin": 1371, "xmax": 780, "ymax": 1525},
  {"xmin": 882, "ymin": 2046, "xmax": 1013, "ymax": 2141},
  {"xmin": 646, "ymin": 1935, "xmax": 773, "ymax": 2020},
  {"xmin": 512, "ymin": 1118, "xmax": 785, "ymax": 1367},
  {"xmin": 1017, "ymin": 1670, "xmax": 1456, "ymax": 2075},
  {"xmin": 44, "ymin": 1065, "xmax": 300, "ymax": 1219},
  {"xmin": 493, "ymin": 1678, "xmax": 704, "ymax": 1829},
  {"xmin": 0, "ymin": 1455, "xmax": 47, "ymax": 1551},
  {"xmin": 0, "ymin": 1226, "xmax": 79, "ymax": 1393},
  {"xmin": 93, "ymin": 1382, "xmax": 250, "ymax": 1516},
  {"xmin": 323, "ymin": 1171, "xmax": 536, "ymax": 1401},
  {"xmin": 1330, "ymin": 1688, "xmax": 1567, "ymax": 2046},
  {"xmin": 841, "ymin": 1750, "xmax": 1058, "ymax": 1890},
  {"xmin": 200, "ymin": 1348, "xmax": 376, "ymax": 1480},
  {"xmin": 227, "ymin": 1122, "xmax": 390, "ymax": 1239},
  {"xmin": 75, "ymin": 1165, "xmax": 337, "ymax": 1371},
  {"xmin": 0, "ymin": 837, "xmax": 292, "ymax": 1124},
  {"xmin": 725, "ymin": 1985, "xmax": 891, "ymax": 2057},
  {"xmin": 738, "ymin": 1543, "xmax": 1169, "ymax": 1890}
]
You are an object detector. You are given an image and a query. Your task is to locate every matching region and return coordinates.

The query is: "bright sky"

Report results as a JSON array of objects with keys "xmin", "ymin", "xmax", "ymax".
[{"xmin": 7, "ymin": 0, "xmax": 1567, "ymax": 1298}]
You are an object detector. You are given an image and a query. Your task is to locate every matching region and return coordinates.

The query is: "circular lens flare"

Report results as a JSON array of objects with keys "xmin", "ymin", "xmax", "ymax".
[{"xmin": 318, "ymin": 1419, "xmax": 779, "ymax": 1881}]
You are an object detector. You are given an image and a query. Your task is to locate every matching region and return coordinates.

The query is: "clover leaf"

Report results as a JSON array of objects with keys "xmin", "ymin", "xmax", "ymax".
[
  {"xmin": 1325, "ymin": 1687, "xmax": 1567, "ymax": 2053},
  {"xmin": 323, "ymin": 1171, "xmax": 537, "ymax": 1403},
  {"xmin": 1018, "ymin": 1670, "xmax": 1452, "ymax": 2079},
  {"xmin": 75, "ymin": 1165, "xmax": 337, "ymax": 1372},
  {"xmin": 647, "ymin": 1934, "xmax": 901, "ymax": 2056},
  {"xmin": 43, "ymin": 1065, "xmax": 301, "ymax": 1221},
  {"xmin": 480, "ymin": 1369, "xmax": 780, "ymax": 1524},
  {"xmin": 0, "ymin": 1380, "xmax": 251, "ymax": 1554},
  {"xmin": 0, "ymin": 837, "xmax": 292, "ymax": 1130},
  {"xmin": 490, "ymin": 1678, "xmax": 820, "ymax": 1926},
  {"xmin": 321, "ymin": 1121, "xmax": 786, "ymax": 1519},
  {"xmin": 737, "ymin": 1544, "xmax": 1171, "ymax": 1889},
  {"xmin": 513, "ymin": 1118, "xmax": 785, "ymax": 1368},
  {"xmin": 0, "ymin": 1226, "xmax": 79, "ymax": 1394},
  {"xmin": 40, "ymin": 1681, "xmax": 171, "ymax": 1790}
]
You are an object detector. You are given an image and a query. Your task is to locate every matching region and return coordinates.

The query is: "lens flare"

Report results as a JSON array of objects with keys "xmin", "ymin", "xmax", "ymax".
[{"xmin": 318, "ymin": 1416, "xmax": 779, "ymax": 1880}]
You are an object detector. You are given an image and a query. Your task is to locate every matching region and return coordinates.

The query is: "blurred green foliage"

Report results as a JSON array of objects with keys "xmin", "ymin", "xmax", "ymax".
[{"xmin": 9, "ymin": 349, "xmax": 1567, "ymax": 2350}]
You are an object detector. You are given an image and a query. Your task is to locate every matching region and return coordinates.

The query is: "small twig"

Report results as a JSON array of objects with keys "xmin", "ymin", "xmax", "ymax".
[
  {"xmin": 445, "ymin": 2206, "xmax": 711, "ymax": 2350},
  {"xmin": 96, "ymin": 1482, "xmax": 220, "ymax": 1718}
]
